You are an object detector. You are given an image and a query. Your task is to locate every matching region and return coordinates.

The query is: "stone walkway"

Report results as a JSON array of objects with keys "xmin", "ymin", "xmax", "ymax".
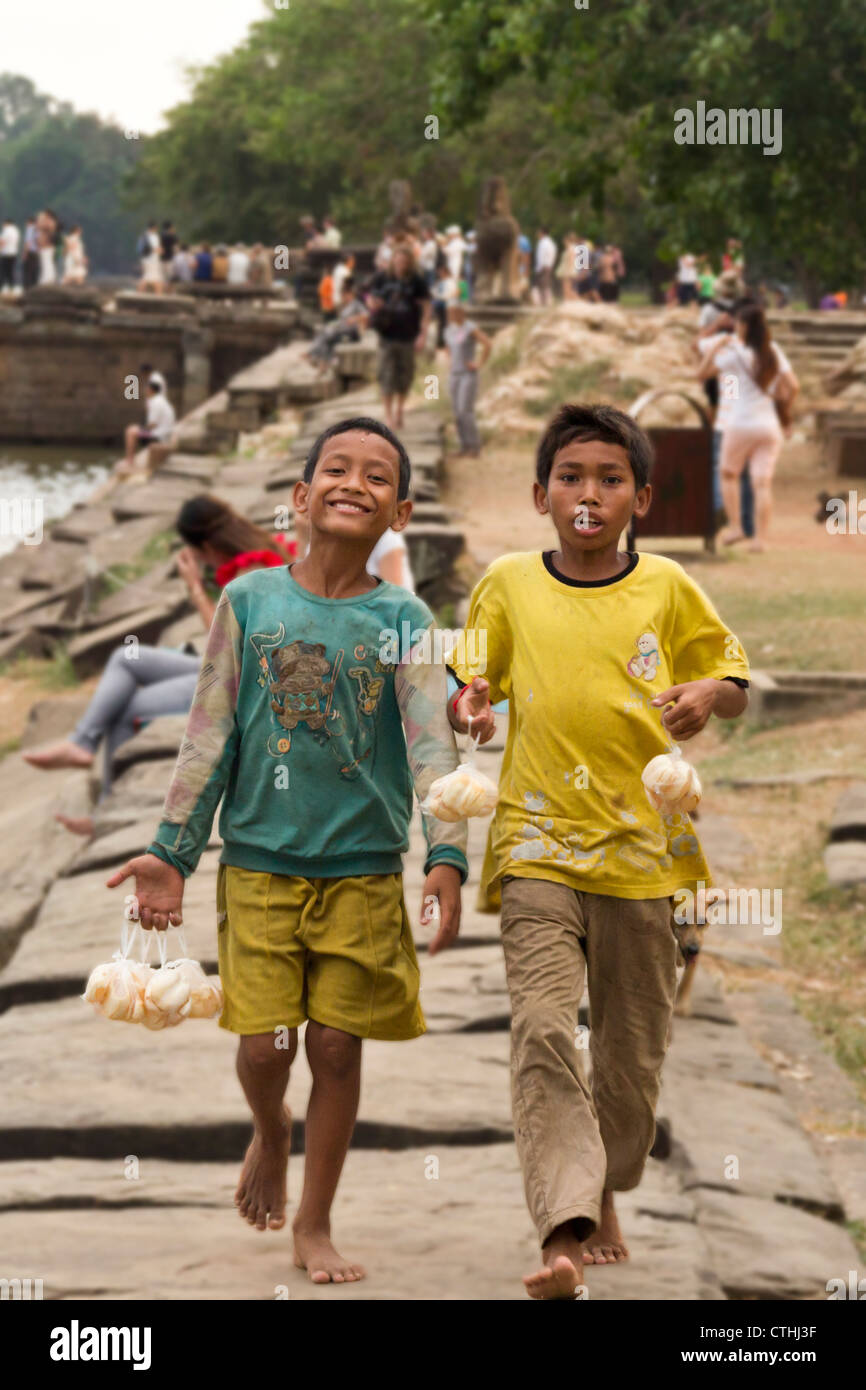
[{"xmin": 1, "ymin": 387, "xmax": 863, "ymax": 1301}]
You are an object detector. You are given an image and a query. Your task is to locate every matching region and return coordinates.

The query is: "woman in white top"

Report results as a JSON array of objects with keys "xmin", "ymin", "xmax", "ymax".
[
  {"xmin": 698, "ymin": 303, "xmax": 799, "ymax": 552},
  {"xmin": 139, "ymin": 227, "xmax": 165, "ymax": 293},
  {"xmin": 366, "ymin": 526, "xmax": 415, "ymax": 590},
  {"xmin": 62, "ymin": 226, "xmax": 88, "ymax": 284}
]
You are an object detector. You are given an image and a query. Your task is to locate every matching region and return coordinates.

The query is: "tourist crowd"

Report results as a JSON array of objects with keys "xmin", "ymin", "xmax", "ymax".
[
  {"xmin": 136, "ymin": 220, "xmax": 276, "ymax": 293},
  {"xmin": 0, "ymin": 209, "xmax": 88, "ymax": 290}
]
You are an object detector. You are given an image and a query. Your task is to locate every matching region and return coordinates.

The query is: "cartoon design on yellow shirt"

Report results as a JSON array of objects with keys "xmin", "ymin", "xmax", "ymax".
[{"xmin": 627, "ymin": 630, "xmax": 661, "ymax": 681}]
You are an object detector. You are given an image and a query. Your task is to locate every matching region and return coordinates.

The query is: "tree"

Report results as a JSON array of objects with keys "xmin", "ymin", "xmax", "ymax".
[
  {"xmin": 124, "ymin": 0, "xmax": 580, "ymax": 246},
  {"xmin": 0, "ymin": 73, "xmax": 142, "ymax": 272},
  {"xmin": 421, "ymin": 0, "xmax": 866, "ymax": 302}
]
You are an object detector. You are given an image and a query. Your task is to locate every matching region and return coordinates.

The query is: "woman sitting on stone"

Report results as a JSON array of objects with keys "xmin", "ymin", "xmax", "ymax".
[{"xmin": 23, "ymin": 496, "xmax": 298, "ymax": 834}]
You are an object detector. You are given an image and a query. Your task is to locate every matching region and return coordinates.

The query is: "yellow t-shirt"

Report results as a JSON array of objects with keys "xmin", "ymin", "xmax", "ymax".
[{"xmin": 451, "ymin": 550, "xmax": 750, "ymax": 904}]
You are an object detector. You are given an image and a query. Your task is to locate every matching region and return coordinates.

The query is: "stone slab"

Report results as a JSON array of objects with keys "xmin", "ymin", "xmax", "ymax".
[
  {"xmin": 721, "ymin": 983, "xmax": 866, "ymax": 1226},
  {"xmin": 63, "ymin": 818, "xmax": 221, "ymax": 878},
  {"xmin": 0, "ymin": 1150, "xmax": 710, "ymax": 1300},
  {"xmin": 158, "ymin": 455, "xmax": 224, "ymax": 483},
  {"xmin": 661, "ymin": 1056, "xmax": 843, "ymax": 1218},
  {"xmin": 110, "ymin": 715, "xmax": 189, "ymax": 772},
  {"xmin": 109, "ymin": 476, "xmax": 206, "ymax": 522},
  {"xmin": 694, "ymin": 1187, "xmax": 859, "ymax": 1300},
  {"xmin": 0, "ymin": 997, "xmax": 512, "ymax": 1138},
  {"xmin": 824, "ymin": 841, "xmax": 866, "ymax": 886},
  {"xmin": 18, "ymin": 694, "xmax": 92, "ymax": 749},
  {"xmin": 830, "ymin": 782, "xmax": 866, "ymax": 832},
  {"xmin": 67, "ymin": 604, "xmax": 188, "ymax": 678}
]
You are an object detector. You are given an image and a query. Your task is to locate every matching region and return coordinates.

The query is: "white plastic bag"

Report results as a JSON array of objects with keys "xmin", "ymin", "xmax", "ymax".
[
  {"xmin": 82, "ymin": 917, "xmax": 153, "ymax": 1024},
  {"xmin": 641, "ymin": 746, "xmax": 702, "ymax": 815},
  {"xmin": 421, "ymin": 716, "xmax": 499, "ymax": 822},
  {"xmin": 83, "ymin": 895, "xmax": 223, "ymax": 1027}
]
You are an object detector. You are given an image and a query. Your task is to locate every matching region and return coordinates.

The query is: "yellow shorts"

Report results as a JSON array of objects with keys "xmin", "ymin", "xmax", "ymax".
[{"xmin": 216, "ymin": 863, "xmax": 425, "ymax": 1041}]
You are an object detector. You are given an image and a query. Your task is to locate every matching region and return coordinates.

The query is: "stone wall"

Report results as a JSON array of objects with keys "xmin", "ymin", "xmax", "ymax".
[{"xmin": 0, "ymin": 290, "xmax": 302, "ymax": 443}]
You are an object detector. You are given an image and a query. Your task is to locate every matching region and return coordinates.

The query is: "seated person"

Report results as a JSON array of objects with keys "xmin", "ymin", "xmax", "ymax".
[
  {"xmin": 23, "ymin": 495, "xmax": 299, "ymax": 833},
  {"xmin": 116, "ymin": 379, "xmax": 176, "ymax": 475},
  {"xmin": 307, "ymin": 278, "xmax": 368, "ymax": 371}
]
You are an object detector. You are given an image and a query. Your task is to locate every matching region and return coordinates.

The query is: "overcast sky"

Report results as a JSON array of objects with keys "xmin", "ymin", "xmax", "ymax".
[{"xmin": 5, "ymin": 0, "xmax": 268, "ymax": 133}]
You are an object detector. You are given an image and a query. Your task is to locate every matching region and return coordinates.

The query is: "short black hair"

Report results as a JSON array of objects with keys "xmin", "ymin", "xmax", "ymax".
[
  {"xmin": 536, "ymin": 403, "xmax": 653, "ymax": 491},
  {"xmin": 304, "ymin": 417, "xmax": 411, "ymax": 500}
]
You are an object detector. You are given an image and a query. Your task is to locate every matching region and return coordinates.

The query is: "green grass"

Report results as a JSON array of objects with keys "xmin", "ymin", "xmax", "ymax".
[
  {"xmin": 524, "ymin": 360, "xmax": 612, "ymax": 417},
  {"xmin": 0, "ymin": 643, "xmax": 79, "ymax": 690},
  {"xmin": 0, "ymin": 735, "xmax": 22, "ymax": 757},
  {"xmin": 97, "ymin": 528, "xmax": 176, "ymax": 596},
  {"xmin": 485, "ymin": 317, "xmax": 534, "ymax": 382},
  {"xmin": 708, "ymin": 587, "xmax": 866, "ymax": 674}
]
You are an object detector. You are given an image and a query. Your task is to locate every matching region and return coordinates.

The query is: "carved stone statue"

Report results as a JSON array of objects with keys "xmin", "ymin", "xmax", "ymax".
[
  {"xmin": 388, "ymin": 180, "xmax": 414, "ymax": 236},
  {"xmin": 474, "ymin": 176, "xmax": 521, "ymax": 302}
]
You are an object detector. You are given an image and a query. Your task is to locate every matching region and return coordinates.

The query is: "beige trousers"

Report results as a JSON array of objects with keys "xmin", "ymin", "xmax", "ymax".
[{"xmin": 500, "ymin": 876, "xmax": 678, "ymax": 1246}]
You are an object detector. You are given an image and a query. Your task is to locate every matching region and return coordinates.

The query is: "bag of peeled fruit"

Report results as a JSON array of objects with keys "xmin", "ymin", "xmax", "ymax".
[
  {"xmin": 83, "ymin": 894, "xmax": 223, "ymax": 1029},
  {"xmin": 421, "ymin": 715, "xmax": 499, "ymax": 823}
]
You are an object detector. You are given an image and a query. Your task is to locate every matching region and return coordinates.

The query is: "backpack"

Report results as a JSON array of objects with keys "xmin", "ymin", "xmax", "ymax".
[{"xmin": 136, "ymin": 233, "xmax": 151, "ymax": 259}]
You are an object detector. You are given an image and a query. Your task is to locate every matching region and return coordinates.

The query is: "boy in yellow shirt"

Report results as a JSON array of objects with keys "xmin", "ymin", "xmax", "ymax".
[{"xmin": 450, "ymin": 403, "xmax": 750, "ymax": 1299}]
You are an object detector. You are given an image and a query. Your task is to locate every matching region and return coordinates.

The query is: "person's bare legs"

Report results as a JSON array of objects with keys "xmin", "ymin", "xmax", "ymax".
[
  {"xmin": 23, "ymin": 741, "xmax": 93, "ymax": 770},
  {"xmin": 720, "ymin": 469, "xmax": 746, "ymax": 544},
  {"xmin": 750, "ymin": 477, "xmax": 773, "ymax": 551},
  {"xmin": 719, "ymin": 431, "xmax": 752, "ymax": 543},
  {"xmin": 235, "ymin": 1031, "xmax": 295, "ymax": 1231},
  {"xmin": 381, "ymin": 392, "xmax": 395, "ymax": 430},
  {"xmin": 394, "ymin": 393, "xmax": 407, "ymax": 430},
  {"xmin": 582, "ymin": 1188, "xmax": 630, "ymax": 1264},
  {"xmin": 292, "ymin": 1020, "xmax": 365, "ymax": 1285},
  {"xmin": 54, "ymin": 812, "xmax": 95, "ymax": 836}
]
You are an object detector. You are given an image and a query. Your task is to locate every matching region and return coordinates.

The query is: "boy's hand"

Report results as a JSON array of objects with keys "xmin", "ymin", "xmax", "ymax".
[
  {"xmin": 651, "ymin": 679, "xmax": 720, "ymax": 740},
  {"xmin": 422, "ymin": 864, "xmax": 462, "ymax": 957},
  {"xmin": 450, "ymin": 677, "xmax": 496, "ymax": 744},
  {"xmin": 105, "ymin": 853, "xmax": 185, "ymax": 930}
]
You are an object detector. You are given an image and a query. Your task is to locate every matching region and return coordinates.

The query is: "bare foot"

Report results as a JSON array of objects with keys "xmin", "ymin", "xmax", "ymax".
[
  {"xmin": 293, "ymin": 1225, "xmax": 365, "ymax": 1285},
  {"xmin": 524, "ymin": 1223, "xmax": 588, "ymax": 1300},
  {"xmin": 747, "ymin": 539, "xmax": 766, "ymax": 553},
  {"xmin": 235, "ymin": 1106, "xmax": 291, "ymax": 1231},
  {"xmin": 719, "ymin": 527, "xmax": 745, "ymax": 547},
  {"xmin": 582, "ymin": 1189, "xmax": 629, "ymax": 1265},
  {"xmin": 23, "ymin": 741, "xmax": 94, "ymax": 771},
  {"xmin": 54, "ymin": 812, "xmax": 95, "ymax": 837}
]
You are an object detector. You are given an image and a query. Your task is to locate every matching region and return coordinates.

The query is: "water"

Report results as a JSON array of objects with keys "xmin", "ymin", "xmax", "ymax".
[{"xmin": 0, "ymin": 445, "xmax": 114, "ymax": 558}]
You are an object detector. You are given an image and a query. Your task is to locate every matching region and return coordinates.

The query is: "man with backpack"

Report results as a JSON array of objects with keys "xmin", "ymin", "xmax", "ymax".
[{"xmin": 365, "ymin": 247, "xmax": 431, "ymax": 429}]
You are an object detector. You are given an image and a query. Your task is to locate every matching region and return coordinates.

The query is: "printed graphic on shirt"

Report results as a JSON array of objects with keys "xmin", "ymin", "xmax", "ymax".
[
  {"xmin": 510, "ymin": 787, "xmax": 698, "ymax": 877},
  {"xmin": 626, "ymin": 630, "xmax": 661, "ymax": 681},
  {"xmin": 251, "ymin": 626, "xmax": 389, "ymax": 781}
]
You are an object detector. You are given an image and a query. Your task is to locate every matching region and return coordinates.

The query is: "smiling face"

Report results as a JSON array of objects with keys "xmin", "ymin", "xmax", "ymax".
[
  {"xmin": 292, "ymin": 429, "xmax": 412, "ymax": 549},
  {"xmin": 533, "ymin": 437, "xmax": 650, "ymax": 552}
]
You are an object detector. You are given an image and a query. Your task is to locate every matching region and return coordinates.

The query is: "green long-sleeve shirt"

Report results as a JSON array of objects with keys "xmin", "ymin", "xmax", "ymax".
[{"xmin": 146, "ymin": 566, "xmax": 468, "ymax": 882}]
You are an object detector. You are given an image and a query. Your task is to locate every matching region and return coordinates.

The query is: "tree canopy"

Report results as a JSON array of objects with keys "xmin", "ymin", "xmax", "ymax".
[
  {"xmin": 421, "ymin": 0, "xmax": 866, "ymax": 300},
  {"xmin": 0, "ymin": 74, "xmax": 142, "ymax": 273},
  {"xmin": 124, "ymin": 0, "xmax": 600, "ymax": 248}
]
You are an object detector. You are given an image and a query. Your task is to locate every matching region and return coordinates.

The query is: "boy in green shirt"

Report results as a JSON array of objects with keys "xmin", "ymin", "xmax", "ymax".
[
  {"xmin": 107, "ymin": 418, "xmax": 468, "ymax": 1287},
  {"xmin": 450, "ymin": 403, "xmax": 750, "ymax": 1299}
]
